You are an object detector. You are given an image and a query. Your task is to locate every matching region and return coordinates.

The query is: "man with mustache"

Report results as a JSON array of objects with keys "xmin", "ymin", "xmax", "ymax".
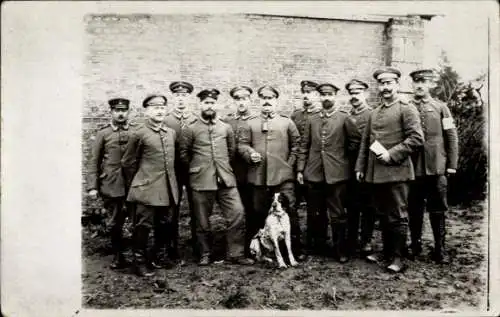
[
  {"xmin": 122, "ymin": 95, "xmax": 179, "ymax": 276},
  {"xmin": 225, "ymin": 86, "xmax": 257, "ymax": 257},
  {"xmin": 291, "ymin": 80, "xmax": 321, "ymax": 255},
  {"xmin": 344, "ymin": 79, "xmax": 377, "ymax": 257},
  {"xmin": 297, "ymin": 83, "xmax": 356, "ymax": 262},
  {"xmin": 87, "ymin": 98, "xmax": 136, "ymax": 270},
  {"xmin": 179, "ymin": 89, "xmax": 253, "ymax": 266},
  {"xmin": 164, "ymin": 81, "xmax": 198, "ymax": 261},
  {"xmin": 407, "ymin": 69, "xmax": 458, "ymax": 264},
  {"xmin": 355, "ymin": 67, "xmax": 423, "ymax": 273},
  {"xmin": 238, "ymin": 85, "xmax": 305, "ymax": 260}
]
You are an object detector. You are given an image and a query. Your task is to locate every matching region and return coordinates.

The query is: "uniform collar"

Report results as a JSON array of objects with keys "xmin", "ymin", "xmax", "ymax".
[
  {"xmin": 172, "ymin": 109, "xmax": 191, "ymax": 119},
  {"xmin": 199, "ymin": 116, "xmax": 218, "ymax": 125},
  {"xmin": 350, "ymin": 104, "xmax": 370, "ymax": 115},
  {"xmin": 320, "ymin": 107, "xmax": 338, "ymax": 118},
  {"xmin": 235, "ymin": 110, "xmax": 251, "ymax": 120},
  {"xmin": 302, "ymin": 105, "xmax": 320, "ymax": 113},
  {"xmin": 110, "ymin": 121, "xmax": 129, "ymax": 131},
  {"xmin": 146, "ymin": 119, "xmax": 168, "ymax": 132},
  {"xmin": 261, "ymin": 112, "xmax": 276, "ymax": 119},
  {"xmin": 412, "ymin": 95, "xmax": 432, "ymax": 105},
  {"xmin": 381, "ymin": 96, "xmax": 401, "ymax": 108}
]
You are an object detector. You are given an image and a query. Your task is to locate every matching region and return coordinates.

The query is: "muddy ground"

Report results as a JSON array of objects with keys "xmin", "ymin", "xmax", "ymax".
[{"xmin": 82, "ymin": 199, "xmax": 487, "ymax": 310}]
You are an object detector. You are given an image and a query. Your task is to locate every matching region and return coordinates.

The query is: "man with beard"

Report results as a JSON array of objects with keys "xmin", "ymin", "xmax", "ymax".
[
  {"xmin": 238, "ymin": 85, "xmax": 305, "ymax": 260},
  {"xmin": 291, "ymin": 81, "xmax": 321, "ymax": 239},
  {"xmin": 297, "ymin": 83, "xmax": 356, "ymax": 262},
  {"xmin": 122, "ymin": 95, "xmax": 179, "ymax": 276},
  {"xmin": 87, "ymin": 98, "xmax": 136, "ymax": 270},
  {"xmin": 179, "ymin": 88, "xmax": 253, "ymax": 266},
  {"xmin": 224, "ymin": 86, "xmax": 257, "ymax": 257},
  {"xmin": 344, "ymin": 79, "xmax": 377, "ymax": 257},
  {"xmin": 164, "ymin": 81, "xmax": 198, "ymax": 261},
  {"xmin": 407, "ymin": 69, "xmax": 458, "ymax": 264},
  {"xmin": 355, "ymin": 67, "xmax": 423, "ymax": 273}
]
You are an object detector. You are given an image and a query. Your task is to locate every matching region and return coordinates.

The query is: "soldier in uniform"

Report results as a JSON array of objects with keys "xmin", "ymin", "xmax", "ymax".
[
  {"xmin": 407, "ymin": 69, "xmax": 459, "ymax": 264},
  {"xmin": 164, "ymin": 81, "xmax": 198, "ymax": 260},
  {"xmin": 225, "ymin": 86, "xmax": 257, "ymax": 257},
  {"xmin": 122, "ymin": 95, "xmax": 179, "ymax": 276},
  {"xmin": 179, "ymin": 89, "xmax": 253, "ymax": 266},
  {"xmin": 344, "ymin": 79, "xmax": 377, "ymax": 256},
  {"xmin": 291, "ymin": 81, "xmax": 321, "ymax": 253},
  {"xmin": 87, "ymin": 98, "xmax": 136, "ymax": 269},
  {"xmin": 238, "ymin": 85, "xmax": 305, "ymax": 260},
  {"xmin": 355, "ymin": 67, "xmax": 423, "ymax": 273},
  {"xmin": 297, "ymin": 83, "xmax": 356, "ymax": 262}
]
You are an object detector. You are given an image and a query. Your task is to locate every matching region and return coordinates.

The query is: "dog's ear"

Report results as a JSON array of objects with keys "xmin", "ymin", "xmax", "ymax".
[{"xmin": 278, "ymin": 192, "xmax": 290, "ymax": 211}]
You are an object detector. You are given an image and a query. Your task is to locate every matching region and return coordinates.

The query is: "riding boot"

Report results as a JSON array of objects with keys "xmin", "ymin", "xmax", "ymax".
[
  {"xmin": 408, "ymin": 206, "xmax": 424, "ymax": 259},
  {"xmin": 430, "ymin": 213, "xmax": 449, "ymax": 264},
  {"xmin": 387, "ymin": 228, "xmax": 406, "ymax": 273},
  {"xmin": 332, "ymin": 224, "xmax": 349, "ymax": 263},
  {"xmin": 110, "ymin": 225, "xmax": 128, "ymax": 269},
  {"xmin": 132, "ymin": 226, "xmax": 155, "ymax": 277}
]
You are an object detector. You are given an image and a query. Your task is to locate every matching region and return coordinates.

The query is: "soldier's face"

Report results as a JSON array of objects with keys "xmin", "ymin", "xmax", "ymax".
[
  {"xmin": 378, "ymin": 79, "xmax": 399, "ymax": 100},
  {"xmin": 172, "ymin": 92, "xmax": 190, "ymax": 110},
  {"xmin": 320, "ymin": 92, "xmax": 336, "ymax": 110},
  {"xmin": 412, "ymin": 78, "xmax": 435, "ymax": 98},
  {"xmin": 111, "ymin": 108, "xmax": 129, "ymax": 124},
  {"xmin": 145, "ymin": 105, "xmax": 168, "ymax": 123},
  {"xmin": 259, "ymin": 95, "xmax": 277, "ymax": 114},
  {"xmin": 200, "ymin": 98, "xmax": 217, "ymax": 119},
  {"xmin": 302, "ymin": 90, "xmax": 318, "ymax": 107},
  {"xmin": 234, "ymin": 94, "xmax": 252, "ymax": 113},
  {"xmin": 349, "ymin": 90, "xmax": 367, "ymax": 108}
]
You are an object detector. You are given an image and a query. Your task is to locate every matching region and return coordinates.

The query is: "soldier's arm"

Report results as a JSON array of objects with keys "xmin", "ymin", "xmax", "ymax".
[
  {"xmin": 355, "ymin": 115, "xmax": 371, "ymax": 173},
  {"xmin": 121, "ymin": 130, "xmax": 142, "ymax": 188},
  {"xmin": 287, "ymin": 119, "xmax": 301, "ymax": 168},
  {"xmin": 345, "ymin": 116, "xmax": 361, "ymax": 154},
  {"xmin": 442, "ymin": 104, "xmax": 459, "ymax": 170},
  {"xmin": 387, "ymin": 104, "xmax": 424, "ymax": 164},
  {"xmin": 297, "ymin": 118, "xmax": 311, "ymax": 173},
  {"xmin": 87, "ymin": 129, "xmax": 105, "ymax": 192},
  {"xmin": 237, "ymin": 122, "xmax": 258, "ymax": 163},
  {"xmin": 179, "ymin": 126, "xmax": 194, "ymax": 167},
  {"xmin": 226, "ymin": 123, "xmax": 236, "ymax": 162}
]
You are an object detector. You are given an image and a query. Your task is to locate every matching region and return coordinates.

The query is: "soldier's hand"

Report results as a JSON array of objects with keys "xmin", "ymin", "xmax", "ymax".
[
  {"xmin": 446, "ymin": 168, "xmax": 456, "ymax": 176},
  {"xmin": 88, "ymin": 189, "xmax": 98, "ymax": 200},
  {"xmin": 297, "ymin": 172, "xmax": 304, "ymax": 185},
  {"xmin": 250, "ymin": 152, "xmax": 262, "ymax": 163},
  {"xmin": 356, "ymin": 172, "xmax": 365, "ymax": 182},
  {"xmin": 376, "ymin": 151, "xmax": 391, "ymax": 164}
]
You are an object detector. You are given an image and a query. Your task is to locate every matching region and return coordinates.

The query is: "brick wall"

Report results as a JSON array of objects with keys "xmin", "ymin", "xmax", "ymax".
[{"xmin": 82, "ymin": 13, "xmax": 424, "ymax": 199}]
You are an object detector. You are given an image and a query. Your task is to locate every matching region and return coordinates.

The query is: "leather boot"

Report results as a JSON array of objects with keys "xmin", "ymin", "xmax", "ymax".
[
  {"xmin": 110, "ymin": 226, "xmax": 128, "ymax": 269},
  {"xmin": 132, "ymin": 226, "xmax": 155, "ymax": 277},
  {"xmin": 332, "ymin": 224, "xmax": 349, "ymax": 263},
  {"xmin": 430, "ymin": 213, "xmax": 449, "ymax": 264},
  {"xmin": 387, "ymin": 228, "xmax": 406, "ymax": 273},
  {"xmin": 408, "ymin": 207, "xmax": 424, "ymax": 260}
]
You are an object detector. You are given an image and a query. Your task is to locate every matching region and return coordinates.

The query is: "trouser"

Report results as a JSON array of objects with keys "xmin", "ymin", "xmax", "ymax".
[
  {"xmin": 306, "ymin": 181, "xmax": 348, "ymax": 256},
  {"xmin": 102, "ymin": 196, "xmax": 132, "ymax": 258},
  {"xmin": 237, "ymin": 182, "xmax": 253, "ymax": 257},
  {"xmin": 191, "ymin": 187, "xmax": 246, "ymax": 259},
  {"xmin": 347, "ymin": 180, "xmax": 376, "ymax": 252},
  {"xmin": 408, "ymin": 175, "xmax": 448, "ymax": 255},
  {"xmin": 173, "ymin": 181, "xmax": 196, "ymax": 258},
  {"xmin": 372, "ymin": 182, "xmax": 410, "ymax": 259},
  {"xmin": 132, "ymin": 203, "xmax": 175, "ymax": 264},
  {"xmin": 295, "ymin": 182, "xmax": 308, "ymax": 209},
  {"xmin": 251, "ymin": 181, "xmax": 303, "ymax": 255}
]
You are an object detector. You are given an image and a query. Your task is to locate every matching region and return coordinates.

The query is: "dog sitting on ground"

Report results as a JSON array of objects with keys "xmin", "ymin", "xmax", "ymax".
[{"xmin": 249, "ymin": 192, "xmax": 298, "ymax": 268}]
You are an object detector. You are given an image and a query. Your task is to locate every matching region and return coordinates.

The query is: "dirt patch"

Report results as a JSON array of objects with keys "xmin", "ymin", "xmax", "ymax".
[{"xmin": 82, "ymin": 200, "xmax": 488, "ymax": 310}]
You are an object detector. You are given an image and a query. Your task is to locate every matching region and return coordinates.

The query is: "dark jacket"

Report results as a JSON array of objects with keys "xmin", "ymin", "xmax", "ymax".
[
  {"xmin": 298, "ymin": 108, "xmax": 357, "ymax": 184},
  {"xmin": 238, "ymin": 112, "xmax": 301, "ymax": 186},
  {"xmin": 224, "ymin": 111, "xmax": 257, "ymax": 184},
  {"xmin": 355, "ymin": 97, "xmax": 424, "ymax": 184},
  {"xmin": 87, "ymin": 122, "xmax": 136, "ymax": 198},
  {"xmin": 179, "ymin": 116, "xmax": 238, "ymax": 191},
  {"xmin": 409, "ymin": 97, "xmax": 459, "ymax": 176},
  {"xmin": 122, "ymin": 120, "xmax": 179, "ymax": 206},
  {"xmin": 291, "ymin": 106, "xmax": 321, "ymax": 137},
  {"xmin": 346, "ymin": 105, "xmax": 373, "ymax": 171}
]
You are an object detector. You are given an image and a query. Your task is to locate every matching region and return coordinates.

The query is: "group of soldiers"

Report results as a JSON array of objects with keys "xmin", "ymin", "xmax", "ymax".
[{"xmin": 87, "ymin": 66, "xmax": 458, "ymax": 276}]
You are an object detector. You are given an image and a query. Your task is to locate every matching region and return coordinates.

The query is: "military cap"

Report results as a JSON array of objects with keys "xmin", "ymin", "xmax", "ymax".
[
  {"xmin": 142, "ymin": 94, "xmax": 167, "ymax": 108},
  {"xmin": 409, "ymin": 68, "xmax": 438, "ymax": 82},
  {"xmin": 345, "ymin": 79, "xmax": 369, "ymax": 91},
  {"xmin": 300, "ymin": 80, "xmax": 319, "ymax": 92},
  {"xmin": 373, "ymin": 66, "xmax": 402, "ymax": 81},
  {"xmin": 317, "ymin": 83, "xmax": 339, "ymax": 94},
  {"xmin": 257, "ymin": 85, "xmax": 279, "ymax": 98},
  {"xmin": 108, "ymin": 98, "xmax": 130, "ymax": 109},
  {"xmin": 197, "ymin": 88, "xmax": 220, "ymax": 101},
  {"xmin": 169, "ymin": 81, "xmax": 194, "ymax": 94},
  {"xmin": 229, "ymin": 86, "xmax": 253, "ymax": 99}
]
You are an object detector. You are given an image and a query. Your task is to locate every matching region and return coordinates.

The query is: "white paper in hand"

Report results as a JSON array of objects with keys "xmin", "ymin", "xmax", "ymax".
[
  {"xmin": 370, "ymin": 140, "xmax": 388, "ymax": 156},
  {"xmin": 442, "ymin": 117, "xmax": 455, "ymax": 130}
]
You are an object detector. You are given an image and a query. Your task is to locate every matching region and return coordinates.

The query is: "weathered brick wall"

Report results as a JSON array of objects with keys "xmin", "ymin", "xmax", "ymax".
[{"xmin": 82, "ymin": 14, "xmax": 424, "ymax": 200}]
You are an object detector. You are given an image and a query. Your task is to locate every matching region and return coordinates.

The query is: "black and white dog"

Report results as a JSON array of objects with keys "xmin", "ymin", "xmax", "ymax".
[{"xmin": 249, "ymin": 192, "xmax": 298, "ymax": 268}]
